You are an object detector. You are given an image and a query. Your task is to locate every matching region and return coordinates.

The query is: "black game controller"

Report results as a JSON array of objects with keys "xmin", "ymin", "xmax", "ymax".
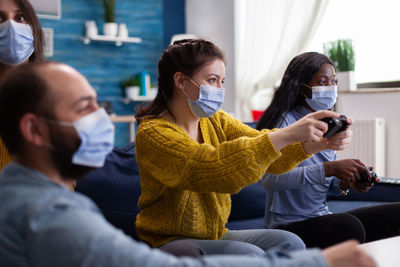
[
  {"xmin": 359, "ymin": 167, "xmax": 378, "ymax": 183},
  {"xmin": 320, "ymin": 115, "xmax": 349, "ymax": 138}
]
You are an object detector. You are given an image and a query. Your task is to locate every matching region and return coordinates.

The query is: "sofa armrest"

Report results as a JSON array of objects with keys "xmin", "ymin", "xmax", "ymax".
[{"xmin": 327, "ymin": 183, "xmax": 400, "ymax": 202}]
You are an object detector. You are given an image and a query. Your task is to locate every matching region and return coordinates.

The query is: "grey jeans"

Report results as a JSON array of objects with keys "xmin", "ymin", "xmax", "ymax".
[{"xmin": 187, "ymin": 229, "xmax": 305, "ymax": 256}]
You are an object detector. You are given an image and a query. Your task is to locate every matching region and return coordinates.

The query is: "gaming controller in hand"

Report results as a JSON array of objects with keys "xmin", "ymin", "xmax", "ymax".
[
  {"xmin": 320, "ymin": 115, "xmax": 349, "ymax": 138},
  {"xmin": 359, "ymin": 166, "xmax": 378, "ymax": 183}
]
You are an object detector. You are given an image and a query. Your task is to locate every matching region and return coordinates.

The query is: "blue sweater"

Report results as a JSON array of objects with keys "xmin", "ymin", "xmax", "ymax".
[{"xmin": 262, "ymin": 105, "xmax": 341, "ymax": 228}]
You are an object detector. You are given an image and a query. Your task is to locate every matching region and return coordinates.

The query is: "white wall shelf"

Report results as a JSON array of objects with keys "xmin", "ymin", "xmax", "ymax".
[
  {"xmin": 83, "ymin": 21, "xmax": 142, "ymax": 46},
  {"xmin": 120, "ymin": 96, "xmax": 154, "ymax": 105},
  {"xmin": 83, "ymin": 35, "xmax": 142, "ymax": 46},
  {"xmin": 129, "ymin": 95, "xmax": 154, "ymax": 101}
]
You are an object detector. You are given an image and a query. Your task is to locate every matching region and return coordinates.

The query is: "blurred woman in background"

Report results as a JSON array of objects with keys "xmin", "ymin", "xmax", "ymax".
[{"xmin": 0, "ymin": 0, "xmax": 44, "ymax": 170}]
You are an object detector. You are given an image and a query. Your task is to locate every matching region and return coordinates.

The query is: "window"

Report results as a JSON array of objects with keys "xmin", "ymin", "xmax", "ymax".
[{"xmin": 307, "ymin": 0, "xmax": 400, "ymax": 85}]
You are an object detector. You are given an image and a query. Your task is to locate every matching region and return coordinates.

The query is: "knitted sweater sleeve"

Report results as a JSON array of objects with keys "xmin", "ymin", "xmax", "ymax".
[
  {"xmin": 136, "ymin": 114, "xmax": 309, "ymax": 194},
  {"xmin": 215, "ymin": 110, "xmax": 311, "ymax": 175}
]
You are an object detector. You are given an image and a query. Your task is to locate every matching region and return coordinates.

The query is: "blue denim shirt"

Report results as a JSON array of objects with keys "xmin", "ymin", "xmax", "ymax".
[
  {"xmin": 0, "ymin": 162, "xmax": 328, "ymax": 267},
  {"xmin": 262, "ymin": 105, "xmax": 341, "ymax": 228}
]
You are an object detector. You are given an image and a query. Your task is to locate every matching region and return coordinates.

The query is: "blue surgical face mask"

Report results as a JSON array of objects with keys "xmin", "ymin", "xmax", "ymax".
[
  {"xmin": 303, "ymin": 84, "xmax": 337, "ymax": 111},
  {"xmin": 0, "ymin": 19, "xmax": 34, "ymax": 66},
  {"xmin": 45, "ymin": 108, "xmax": 115, "ymax": 168},
  {"xmin": 186, "ymin": 79, "xmax": 225, "ymax": 118}
]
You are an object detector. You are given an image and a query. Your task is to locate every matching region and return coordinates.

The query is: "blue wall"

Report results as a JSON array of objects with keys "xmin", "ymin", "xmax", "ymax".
[
  {"xmin": 39, "ymin": 0, "xmax": 164, "ymax": 147},
  {"xmin": 163, "ymin": 0, "xmax": 185, "ymax": 48}
]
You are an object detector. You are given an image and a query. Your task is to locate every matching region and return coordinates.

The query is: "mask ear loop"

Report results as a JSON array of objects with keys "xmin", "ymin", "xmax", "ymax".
[
  {"xmin": 181, "ymin": 87, "xmax": 190, "ymax": 99},
  {"xmin": 302, "ymin": 82, "xmax": 312, "ymax": 89},
  {"xmin": 301, "ymin": 83, "xmax": 312, "ymax": 99},
  {"xmin": 182, "ymin": 77, "xmax": 200, "ymax": 100},
  {"xmin": 188, "ymin": 78, "xmax": 200, "ymax": 89}
]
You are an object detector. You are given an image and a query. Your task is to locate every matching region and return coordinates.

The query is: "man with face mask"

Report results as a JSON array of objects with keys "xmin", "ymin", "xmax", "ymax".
[{"xmin": 0, "ymin": 62, "xmax": 376, "ymax": 267}]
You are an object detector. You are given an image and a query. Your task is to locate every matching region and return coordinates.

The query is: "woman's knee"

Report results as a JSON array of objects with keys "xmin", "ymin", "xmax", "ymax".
[
  {"xmin": 333, "ymin": 213, "xmax": 366, "ymax": 243},
  {"xmin": 269, "ymin": 229, "xmax": 306, "ymax": 251},
  {"xmin": 158, "ymin": 239, "xmax": 206, "ymax": 257},
  {"xmin": 232, "ymin": 229, "xmax": 306, "ymax": 251},
  {"xmin": 223, "ymin": 241, "xmax": 265, "ymax": 256}
]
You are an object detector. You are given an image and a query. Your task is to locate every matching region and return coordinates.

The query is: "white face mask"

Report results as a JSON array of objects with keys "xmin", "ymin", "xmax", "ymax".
[
  {"xmin": 184, "ymin": 79, "xmax": 225, "ymax": 118},
  {"xmin": 45, "ymin": 108, "xmax": 115, "ymax": 167},
  {"xmin": 304, "ymin": 84, "xmax": 338, "ymax": 111},
  {"xmin": 0, "ymin": 20, "xmax": 34, "ymax": 66}
]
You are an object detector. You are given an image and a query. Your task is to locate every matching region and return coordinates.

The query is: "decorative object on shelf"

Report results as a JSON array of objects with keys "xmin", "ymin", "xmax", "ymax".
[
  {"xmin": 102, "ymin": 0, "xmax": 117, "ymax": 37},
  {"xmin": 324, "ymin": 39, "xmax": 356, "ymax": 92},
  {"xmin": 122, "ymin": 75, "xmax": 140, "ymax": 101},
  {"xmin": 118, "ymin": 23, "xmax": 128, "ymax": 38},
  {"xmin": 85, "ymin": 20, "xmax": 98, "ymax": 38},
  {"xmin": 138, "ymin": 71, "xmax": 150, "ymax": 96},
  {"xmin": 83, "ymin": 21, "xmax": 142, "ymax": 46},
  {"xmin": 121, "ymin": 73, "xmax": 156, "ymax": 102},
  {"xmin": 81, "ymin": 0, "xmax": 142, "ymax": 46},
  {"xmin": 103, "ymin": 23, "xmax": 117, "ymax": 37}
]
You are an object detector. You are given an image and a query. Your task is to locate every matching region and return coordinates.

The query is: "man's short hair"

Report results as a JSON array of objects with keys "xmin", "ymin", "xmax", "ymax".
[{"xmin": 0, "ymin": 61, "xmax": 56, "ymax": 155}]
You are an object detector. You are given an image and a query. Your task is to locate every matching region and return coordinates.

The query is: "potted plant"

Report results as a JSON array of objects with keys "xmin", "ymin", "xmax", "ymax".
[
  {"xmin": 324, "ymin": 39, "xmax": 356, "ymax": 91},
  {"xmin": 122, "ymin": 75, "xmax": 140, "ymax": 100},
  {"xmin": 103, "ymin": 0, "xmax": 117, "ymax": 37}
]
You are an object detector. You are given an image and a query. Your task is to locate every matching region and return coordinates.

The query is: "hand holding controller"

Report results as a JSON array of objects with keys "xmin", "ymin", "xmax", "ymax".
[
  {"xmin": 320, "ymin": 115, "xmax": 349, "ymax": 138},
  {"xmin": 359, "ymin": 166, "xmax": 378, "ymax": 183}
]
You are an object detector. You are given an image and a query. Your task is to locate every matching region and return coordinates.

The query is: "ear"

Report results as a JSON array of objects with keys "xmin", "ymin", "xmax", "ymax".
[
  {"xmin": 19, "ymin": 114, "xmax": 48, "ymax": 148},
  {"xmin": 173, "ymin": 72, "xmax": 187, "ymax": 91}
]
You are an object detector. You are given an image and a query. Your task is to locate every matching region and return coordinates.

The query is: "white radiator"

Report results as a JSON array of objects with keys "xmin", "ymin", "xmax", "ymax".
[{"xmin": 336, "ymin": 118, "xmax": 386, "ymax": 176}]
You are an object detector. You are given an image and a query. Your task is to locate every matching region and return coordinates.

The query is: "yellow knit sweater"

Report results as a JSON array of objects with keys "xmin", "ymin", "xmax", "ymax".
[
  {"xmin": 135, "ymin": 110, "xmax": 310, "ymax": 247},
  {"xmin": 0, "ymin": 138, "xmax": 11, "ymax": 172}
]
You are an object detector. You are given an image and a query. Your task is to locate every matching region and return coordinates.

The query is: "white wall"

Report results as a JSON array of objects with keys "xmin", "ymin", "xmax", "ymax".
[
  {"xmin": 185, "ymin": 0, "xmax": 236, "ymax": 115},
  {"xmin": 337, "ymin": 90, "xmax": 400, "ymax": 177},
  {"xmin": 185, "ymin": 3, "xmax": 400, "ymax": 176}
]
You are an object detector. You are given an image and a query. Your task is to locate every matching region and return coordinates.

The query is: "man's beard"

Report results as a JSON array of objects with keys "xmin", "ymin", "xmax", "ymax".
[{"xmin": 47, "ymin": 123, "xmax": 95, "ymax": 180}]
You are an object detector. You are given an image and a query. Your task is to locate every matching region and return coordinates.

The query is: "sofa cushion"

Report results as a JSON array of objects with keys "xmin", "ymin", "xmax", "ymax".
[
  {"xmin": 75, "ymin": 142, "xmax": 140, "ymax": 239},
  {"xmin": 229, "ymin": 180, "xmax": 266, "ymax": 221},
  {"xmin": 226, "ymin": 217, "xmax": 265, "ymax": 230},
  {"xmin": 227, "ymin": 122, "xmax": 267, "ymax": 222}
]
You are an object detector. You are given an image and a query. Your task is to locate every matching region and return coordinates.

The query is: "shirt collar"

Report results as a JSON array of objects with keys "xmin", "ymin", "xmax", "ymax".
[
  {"xmin": 294, "ymin": 105, "xmax": 312, "ymax": 116},
  {"xmin": 291, "ymin": 105, "xmax": 312, "ymax": 121}
]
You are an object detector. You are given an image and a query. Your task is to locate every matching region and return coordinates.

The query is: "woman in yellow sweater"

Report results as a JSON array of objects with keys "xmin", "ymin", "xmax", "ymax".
[
  {"xmin": 0, "ymin": 0, "xmax": 44, "ymax": 171},
  {"xmin": 134, "ymin": 39, "xmax": 352, "ymax": 255}
]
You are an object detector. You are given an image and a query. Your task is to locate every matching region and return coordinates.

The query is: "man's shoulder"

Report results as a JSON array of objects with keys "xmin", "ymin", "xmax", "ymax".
[{"xmin": 0, "ymin": 179, "xmax": 99, "ymax": 225}]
